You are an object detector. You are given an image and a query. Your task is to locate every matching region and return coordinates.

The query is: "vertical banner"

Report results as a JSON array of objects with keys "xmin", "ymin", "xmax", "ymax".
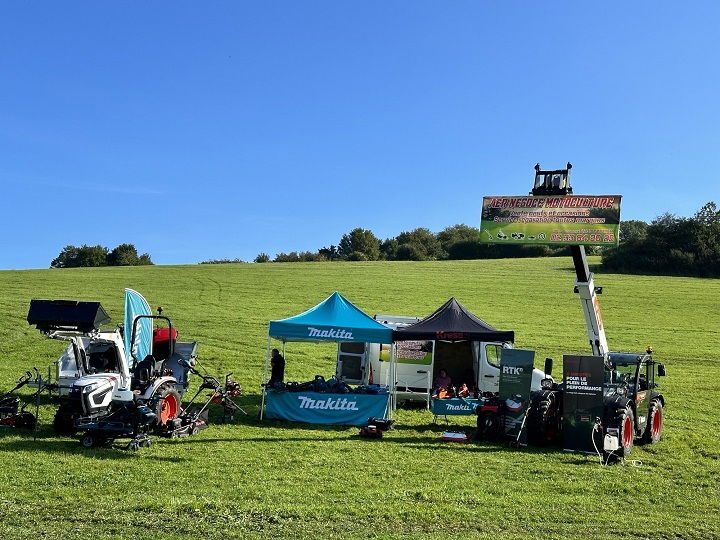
[
  {"xmin": 562, "ymin": 355, "xmax": 605, "ymax": 453},
  {"xmin": 124, "ymin": 288, "xmax": 153, "ymax": 366},
  {"xmin": 499, "ymin": 348, "xmax": 535, "ymax": 444},
  {"xmin": 480, "ymin": 195, "xmax": 621, "ymax": 246}
]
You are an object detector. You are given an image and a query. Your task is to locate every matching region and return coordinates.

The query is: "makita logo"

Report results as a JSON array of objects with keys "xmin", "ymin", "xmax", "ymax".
[
  {"xmin": 297, "ymin": 396, "xmax": 359, "ymax": 411},
  {"xmin": 307, "ymin": 327, "xmax": 353, "ymax": 339},
  {"xmin": 502, "ymin": 366, "xmax": 523, "ymax": 375},
  {"xmin": 445, "ymin": 403, "xmax": 473, "ymax": 411}
]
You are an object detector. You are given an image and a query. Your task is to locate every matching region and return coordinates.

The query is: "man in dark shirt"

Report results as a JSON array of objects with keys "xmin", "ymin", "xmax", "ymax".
[{"xmin": 269, "ymin": 348, "xmax": 286, "ymax": 384}]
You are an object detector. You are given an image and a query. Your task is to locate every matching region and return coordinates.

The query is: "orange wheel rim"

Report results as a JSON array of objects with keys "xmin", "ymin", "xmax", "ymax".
[{"xmin": 160, "ymin": 394, "xmax": 178, "ymax": 423}]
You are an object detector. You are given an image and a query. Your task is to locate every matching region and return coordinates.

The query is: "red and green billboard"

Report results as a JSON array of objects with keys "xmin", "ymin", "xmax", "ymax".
[{"xmin": 480, "ymin": 195, "xmax": 621, "ymax": 246}]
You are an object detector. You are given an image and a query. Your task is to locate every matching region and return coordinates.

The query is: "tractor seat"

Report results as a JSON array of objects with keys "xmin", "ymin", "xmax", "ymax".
[{"xmin": 132, "ymin": 354, "xmax": 166, "ymax": 390}]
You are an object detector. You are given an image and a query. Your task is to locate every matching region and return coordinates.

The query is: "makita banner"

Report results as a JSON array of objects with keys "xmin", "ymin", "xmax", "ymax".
[
  {"xmin": 498, "ymin": 348, "xmax": 535, "ymax": 444},
  {"xmin": 264, "ymin": 391, "xmax": 390, "ymax": 426},
  {"xmin": 480, "ymin": 195, "xmax": 621, "ymax": 247},
  {"xmin": 431, "ymin": 397, "xmax": 481, "ymax": 416}
]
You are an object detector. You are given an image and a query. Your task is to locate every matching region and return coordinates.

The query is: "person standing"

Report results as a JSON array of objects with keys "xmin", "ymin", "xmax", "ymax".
[{"xmin": 269, "ymin": 348, "xmax": 286, "ymax": 384}]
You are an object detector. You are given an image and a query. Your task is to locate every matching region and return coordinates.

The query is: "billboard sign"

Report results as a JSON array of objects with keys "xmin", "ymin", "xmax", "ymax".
[{"xmin": 480, "ymin": 195, "xmax": 621, "ymax": 247}]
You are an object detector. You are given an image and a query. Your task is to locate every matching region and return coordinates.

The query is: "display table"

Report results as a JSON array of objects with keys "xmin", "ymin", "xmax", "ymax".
[
  {"xmin": 431, "ymin": 397, "xmax": 481, "ymax": 421},
  {"xmin": 264, "ymin": 390, "xmax": 390, "ymax": 426}
]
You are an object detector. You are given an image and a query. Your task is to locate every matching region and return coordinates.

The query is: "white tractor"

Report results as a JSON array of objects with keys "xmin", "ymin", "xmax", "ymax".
[{"xmin": 27, "ymin": 292, "xmax": 197, "ymax": 447}]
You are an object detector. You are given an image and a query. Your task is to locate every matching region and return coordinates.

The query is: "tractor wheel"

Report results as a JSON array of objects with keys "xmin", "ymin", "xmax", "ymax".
[
  {"xmin": 53, "ymin": 404, "xmax": 78, "ymax": 435},
  {"xmin": 528, "ymin": 395, "xmax": 560, "ymax": 446},
  {"xmin": 613, "ymin": 407, "xmax": 635, "ymax": 457},
  {"xmin": 476, "ymin": 411, "xmax": 501, "ymax": 441},
  {"xmin": 642, "ymin": 400, "xmax": 663, "ymax": 444},
  {"xmin": 13, "ymin": 412, "xmax": 37, "ymax": 430},
  {"xmin": 80, "ymin": 432, "xmax": 105, "ymax": 449},
  {"xmin": 152, "ymin": 385, "xmax": 181, "ymax": 428}
]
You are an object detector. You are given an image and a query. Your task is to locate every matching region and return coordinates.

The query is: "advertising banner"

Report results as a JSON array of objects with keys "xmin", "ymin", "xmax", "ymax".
[
  {"xmin": 499, "ymin": 348, "xmax": 535, "ymax": 444},
  {"xmin": 264, "ymin": 391, "xmax": 390, "ymax": 426},
  {"xmin": 380, "ymin": 341, "xmax": 432, "ymax": 365},
  {"xmin": 431, "ymin": 397, "xmax": 481, "ymax": 416},
  {"xmin": 480, "ymin": 195, "xmax": 621, "ymax": 246},
  {"xmin": 562, "ymin": 355, "xmax": 605, "ymax": 453}
]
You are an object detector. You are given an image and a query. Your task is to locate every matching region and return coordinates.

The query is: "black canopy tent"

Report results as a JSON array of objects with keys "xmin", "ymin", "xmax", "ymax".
[
  {"xmin": 392, "ymin": 298, "xmax": 514, "ymax": 407},
  {"xmin": 392, "ymin": 297, "xmax": 514, "ymax": 343}
]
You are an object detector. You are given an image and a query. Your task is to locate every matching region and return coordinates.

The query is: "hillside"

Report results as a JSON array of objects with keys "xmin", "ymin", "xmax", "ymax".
[{"xmin": 0, "ymin": 258, "xmax": 718, "ymax": 539}]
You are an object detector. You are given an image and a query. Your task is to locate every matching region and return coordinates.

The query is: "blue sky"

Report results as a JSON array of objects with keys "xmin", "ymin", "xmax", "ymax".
[{"xmin": 1, "ymin": 2, "xmax": 718, "ymax": 268}]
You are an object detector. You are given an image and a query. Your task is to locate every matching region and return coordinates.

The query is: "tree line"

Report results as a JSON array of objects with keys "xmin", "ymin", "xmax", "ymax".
[
  {"xmin": 254, "ymin": 224, "xmax": 571, "ymax": 263},
  {"xmin": 602, "ymin": 201, "xmax": 719, "ymax": 278},
  {"xmin": 51, "ymin": 244, "xmax": 153, "ymax": 268},
  {"xmin": 251, "ymin": 201, "xmax": 719, "ymax": 278}
]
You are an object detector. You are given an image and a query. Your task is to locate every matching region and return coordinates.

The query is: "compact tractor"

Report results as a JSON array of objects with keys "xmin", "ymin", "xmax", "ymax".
[
  {"xmin": 26, "ymin": 296, "xmax": 198, "ymax": 448},
  {"xmin": 521, "ymin": 164, "xmax": 667, "ymax": 459}
]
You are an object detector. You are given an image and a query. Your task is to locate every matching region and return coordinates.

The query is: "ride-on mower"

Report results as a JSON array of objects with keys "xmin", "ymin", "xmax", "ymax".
[{"xmin": 26, "ymin": 292, "xmax": 200, "ymax": 449}]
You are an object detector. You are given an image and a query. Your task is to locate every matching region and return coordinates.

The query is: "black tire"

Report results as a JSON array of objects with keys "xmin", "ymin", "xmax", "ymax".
[
  {"xmin": 476, "ymin": 411, "xmax": 502, "ymax": 441},
  {"xmin": 528, "ymin": 394, "xmax": 560, "ymax": 446},
  {"xmin": 642, "ymin": 400, "xmax": 663, "ymax": 444},
  {"xmin": 151, "ymin": 385, "xmax": 182, "ymax": 429},
  {"xmin": 612, "ymin": 407, "xmax": 635, "ymax": 457},
  {"xmin": 13, "ymin": 412, "xmax": 37, "ymax": 430},
  {"xmin": 80, "ymin": 432, "xmax": 98, "ymax": 448},
  {"xmin": 53, "ymin": 404, "xmax": 78, "ymax": 435}
]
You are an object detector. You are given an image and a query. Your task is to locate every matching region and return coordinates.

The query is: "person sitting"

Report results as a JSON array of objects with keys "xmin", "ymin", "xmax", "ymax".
[{"xmin": 433, "ymin": 369, "xmax": 452, "ymax": 394}]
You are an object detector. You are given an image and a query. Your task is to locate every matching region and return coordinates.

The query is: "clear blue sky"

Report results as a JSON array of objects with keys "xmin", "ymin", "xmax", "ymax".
[{"xmin": 2, "ymin": 2, "xmax": 718, "ymax": 268}]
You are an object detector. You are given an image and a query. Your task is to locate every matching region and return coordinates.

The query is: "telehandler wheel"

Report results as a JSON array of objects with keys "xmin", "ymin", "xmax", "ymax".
[
  {"xmin": 53, "ymin": 405, "xmax": 78, "ymax": 435},
  {"xmin": 642, "ymin": 400, "xmax": 663, "ymax": 444},
  {"xmin": 613, "ymin": 407, "xmax": 635, "ymax": 457},
  {"xmin": 152, "ymin": 385, "xmax": 181, "ymax": 428},
  {"xmin": 476, "ymin": 411, "xmax": 501, "ymax": 441},
  {"xmin": 528, "ymin": 395, "xmax": 559, "ymax": 446}
]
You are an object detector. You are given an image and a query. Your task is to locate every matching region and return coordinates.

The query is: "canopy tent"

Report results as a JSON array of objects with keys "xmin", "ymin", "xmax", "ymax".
[
  {"xmin": 392, "ymin": 297, "xmax": 514, "ymax": 342},
  {"xmin": 262, "ymin": 292, "xmax": 396, "ymax": 423},
  {"xmin": 269, "ymin": 291, "xmax": 393, "ymax": 344}
]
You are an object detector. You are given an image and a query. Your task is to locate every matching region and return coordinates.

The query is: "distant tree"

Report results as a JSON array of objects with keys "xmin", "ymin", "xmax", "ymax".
[
  {"xmin": 137, "ymin": 253, "xmax": 153, "ymax": 265},
  {"xmin": 200, "ymin": 258, "xmax": 245, "ymax": 264},
  {"xmin": 274, "ymin": 252, "xmax": 300, "ymax": 262},
  {"xmin": 619, "ymin": 220, "xmax": 649, "ymax": 244},
  {"xmin": 437, "ymin": 224, "xmax": 479, "ymax": 256},
  {"xmin": 347, "ymin": 251, "xmax": 369, "ymax": 261},
  {"xmin": 395, "ymin": 243, "xmax": 426, "ymax": 261},
  {"xmin": 107, "ymin": 243, "xmax": 140, "ymax": 266},
  {"xmin": 395, "ymin": 228, "xmax": 445, "ymax": 260},
  {"xmin": 318, "ymin": 245, "xmax": 340, "ymax": 261},
  {"xmin": 51, "ymin": 244, "xmax": 108, "ymax": 268},
  {"xmin": 338, "ymin": 228, "xmax": 380, "ymax": 260},
  {"xmin": 379, "ymin": 238, "xmax": 399, "ymax": 260},
  {"xmin": 254, "ymin": 252, "xmax": 270, "ymax": 263}
]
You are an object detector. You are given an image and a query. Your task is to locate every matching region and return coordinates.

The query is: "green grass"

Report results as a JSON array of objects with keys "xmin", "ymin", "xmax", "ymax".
[{"xmin": 0, "ymin": 258, "xmax": 718, "ymax": 539}]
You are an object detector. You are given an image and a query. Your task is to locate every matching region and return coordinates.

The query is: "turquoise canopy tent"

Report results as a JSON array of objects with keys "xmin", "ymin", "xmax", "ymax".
[
  {"xmin": 261, "ymin": 292, "xmax": 397, "ymax": 422},
  {"xmin": 268, "ymin": 291, "xmax": 393, "ymax": 344}
]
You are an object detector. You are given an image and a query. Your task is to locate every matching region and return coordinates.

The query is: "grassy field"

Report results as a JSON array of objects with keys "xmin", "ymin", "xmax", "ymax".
[{"xmin": 0, "ymin": 258, "xmax": 718, "ymax": 539}]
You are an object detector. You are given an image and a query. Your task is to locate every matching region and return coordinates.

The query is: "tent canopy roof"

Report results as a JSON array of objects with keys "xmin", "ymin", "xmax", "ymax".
[
  {"xmin": 392, "ymin": 297, "xmax": 514, "ymax": 342},
  {"xmin": 268, "ymin": 292, "xmax": 392, "ymax": 344}
]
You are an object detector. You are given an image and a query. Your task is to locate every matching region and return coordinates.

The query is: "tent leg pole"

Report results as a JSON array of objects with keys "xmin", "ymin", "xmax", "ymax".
[
  {"xmin": 260, "ymin": 335, "xmax": 272, "ymax": 421},
  {"xmin": 390, "ymin": 344, "xmax": 397, "ymax": 417}
]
